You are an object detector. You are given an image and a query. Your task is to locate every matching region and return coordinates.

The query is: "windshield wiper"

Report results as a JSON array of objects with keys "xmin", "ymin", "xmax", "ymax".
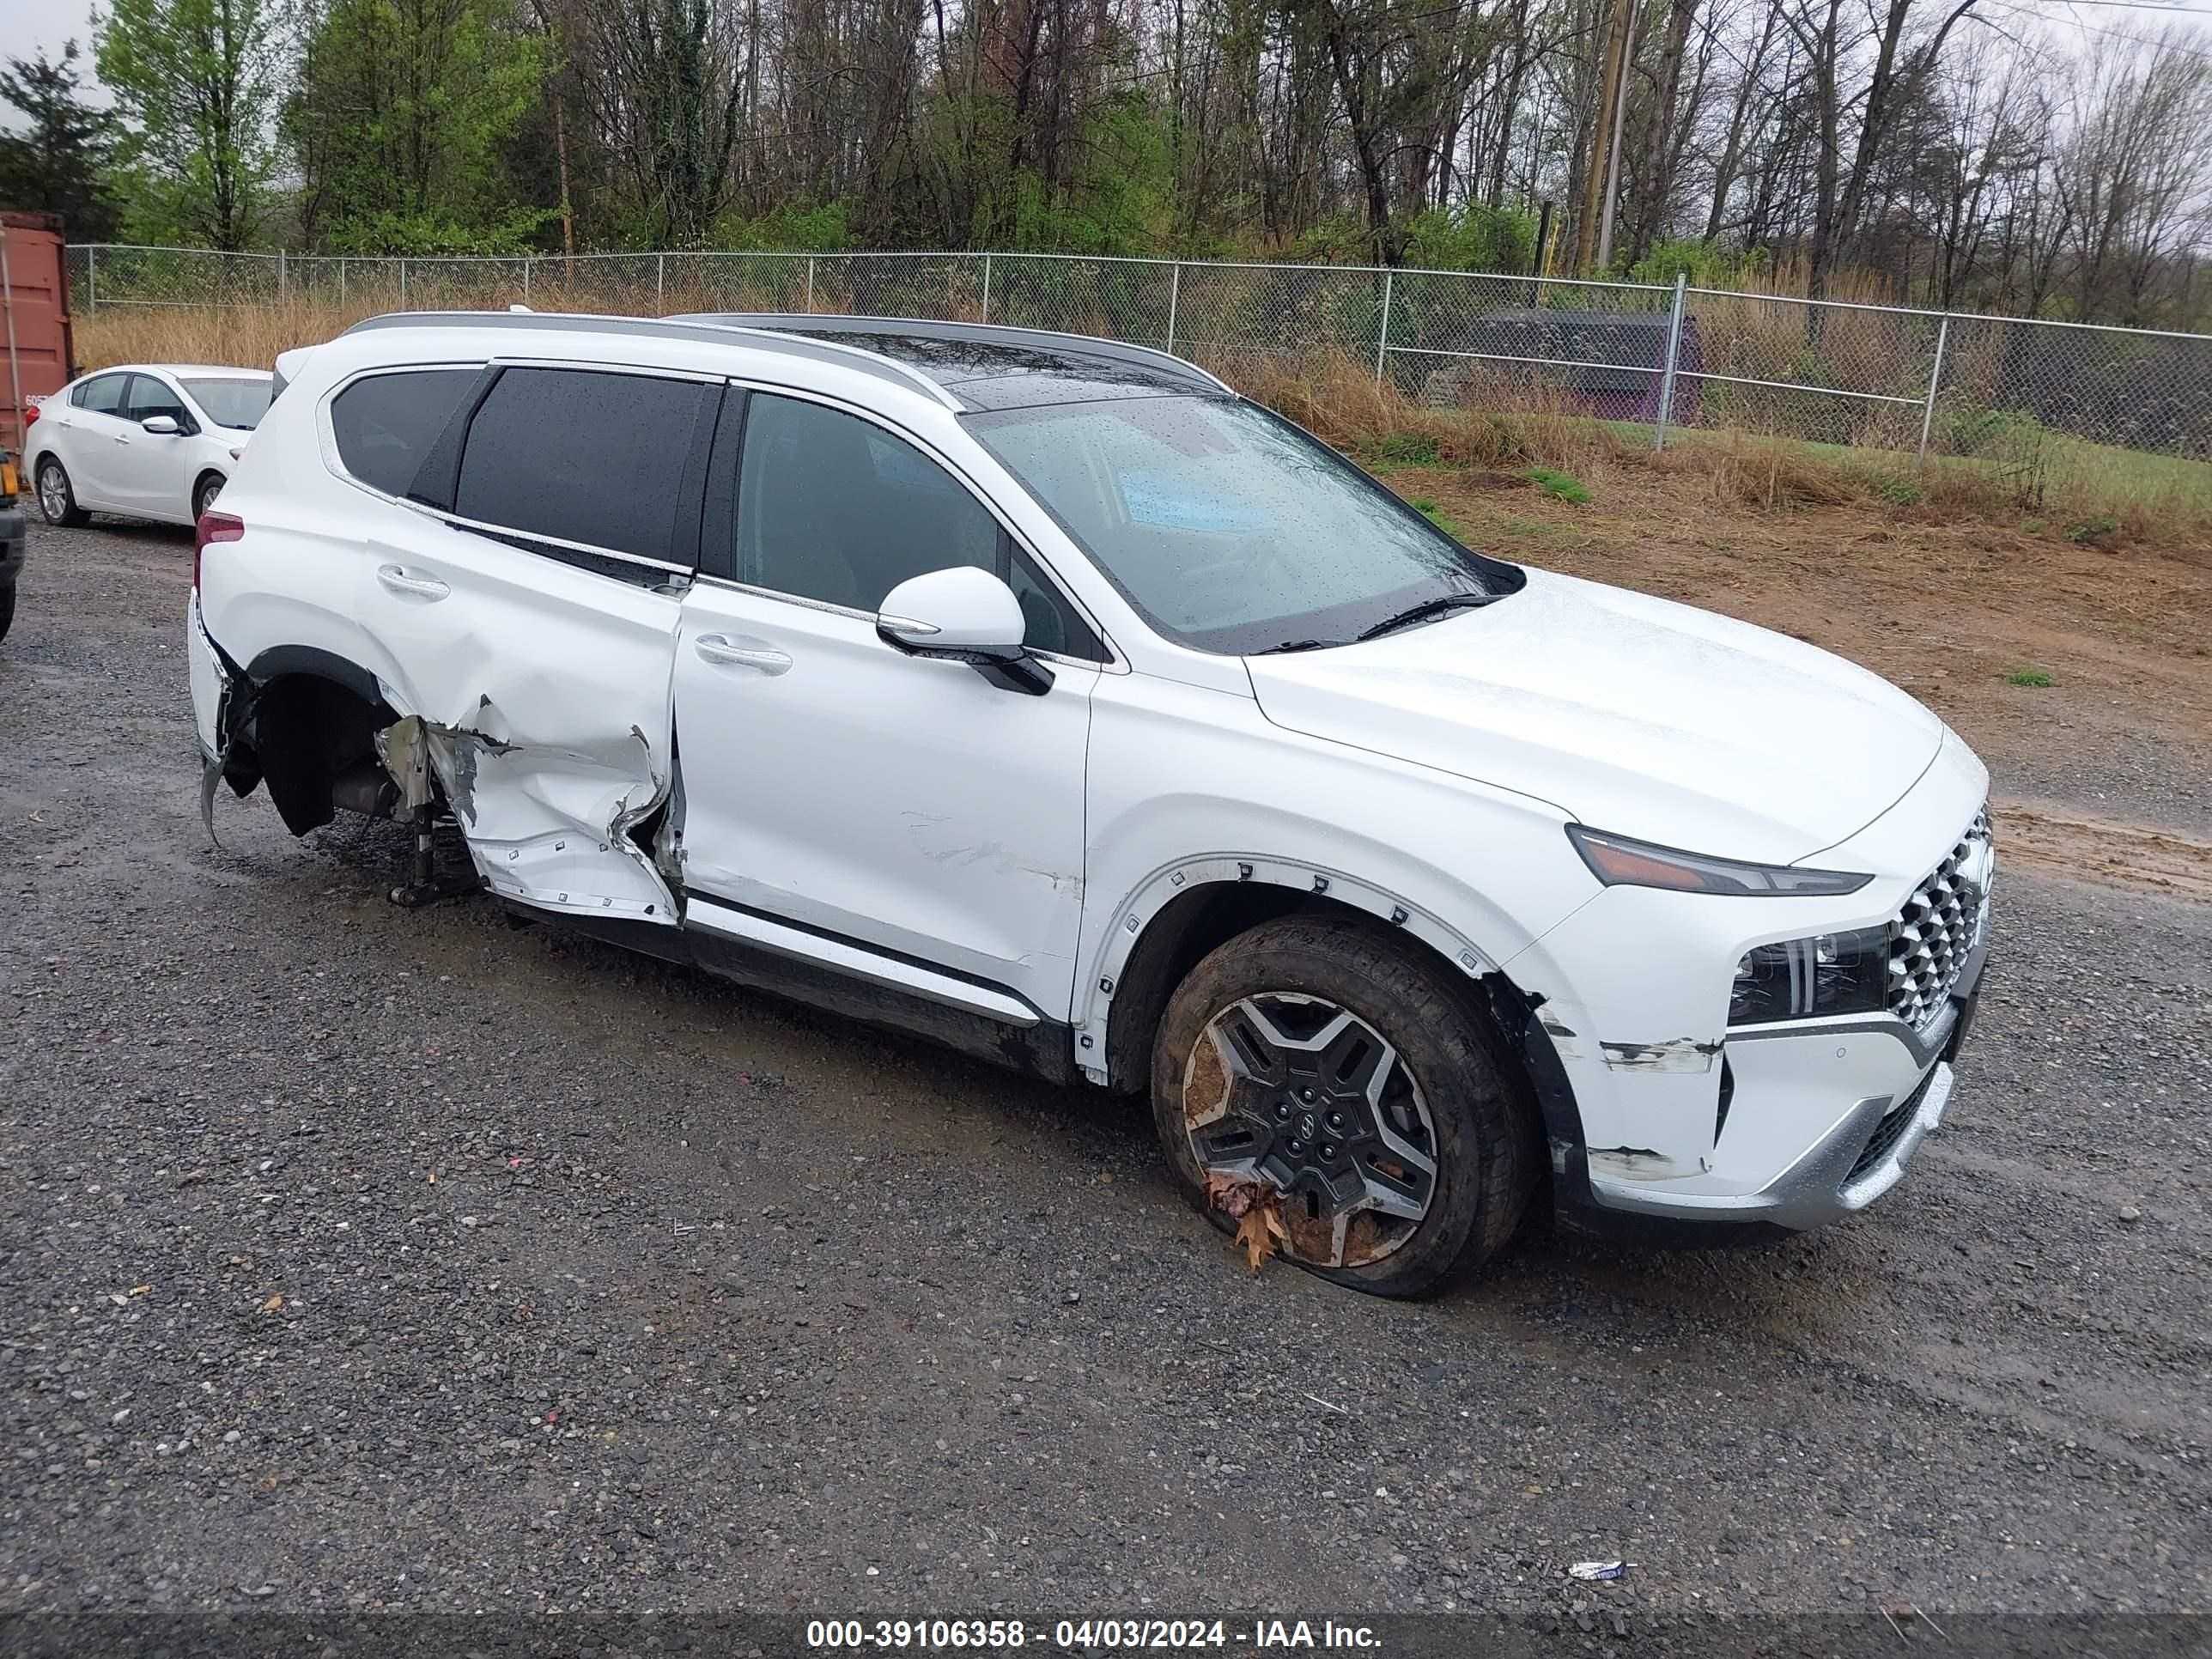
[
  {"xmin": 1256, "ymin": 638, "xmax": 1343, "ymax": 654},
  {"xmin": 1353, "ymin": 591, "xmax": 1497, "ymax": 642}
]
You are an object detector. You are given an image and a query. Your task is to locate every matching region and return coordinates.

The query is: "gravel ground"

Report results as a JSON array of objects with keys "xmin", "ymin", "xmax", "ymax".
[{"xmin": 2, "ymin": 518, "xmax": 2209, "ymax": 1623}]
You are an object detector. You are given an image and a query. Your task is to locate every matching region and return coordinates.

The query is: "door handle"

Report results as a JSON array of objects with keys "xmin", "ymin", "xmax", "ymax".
[
  {"xmin": 376, "ymin": 563, "xmax": 451, "ymax": 601},
  {"xmin": 694, "ymin": 633, "xmax": 792, "ymax": 675}
]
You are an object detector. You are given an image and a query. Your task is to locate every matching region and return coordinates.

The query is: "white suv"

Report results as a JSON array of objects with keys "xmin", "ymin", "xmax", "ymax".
[{"xmin": 189, "ymin": 312, "xmax": 1993, "ymax": 1297}]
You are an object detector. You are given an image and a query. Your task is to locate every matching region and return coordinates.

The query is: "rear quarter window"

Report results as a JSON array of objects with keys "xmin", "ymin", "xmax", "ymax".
[{"xmin": 331, "ymin": 368, "xmax": 481, "ymax": 497}]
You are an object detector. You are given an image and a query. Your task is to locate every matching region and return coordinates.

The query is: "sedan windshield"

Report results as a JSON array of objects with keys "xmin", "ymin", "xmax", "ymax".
[
  {"xmin": 183, "ymin": 378, "xmax": 274, "ymax": 431},
  {"xmin": 966, "ymin": 396, "xmax": 1520, "ymax": 655}
]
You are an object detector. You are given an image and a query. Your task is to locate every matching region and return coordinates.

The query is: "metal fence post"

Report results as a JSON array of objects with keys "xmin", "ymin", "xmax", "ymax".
[
  {"xmin": 523, "ymin": 256, "xmax": 532, "ymax": 301},
  {"xmin": 86, "ymin": 245, "xmax": 97, "ymax": 316},
  {"xmin": 338, "ymin": 257, "xmax": 346, "ymax": 306},
  {"xmin": 1374, "ymin": 270, "xmax": 1394, "ymax": 382},
  {"xmin": 1917, "ymin": 315, "xmax": 1952, "ymax": 469},
  {"xmin": 656, "ymin": 252, "xmax": 665, "ymax": 309},
  {"xmin": 277, "ymin": 247, "xmax": 289, "ymax": 302},
  {"xmin": 1166, "ymin": 263, "xmax": 1182, "ymax": 355},
  {"xmin": 805, "ymin": 255, "xmax": 816, "ymax": 313},
  {"xmin": 1653, "ymin": 271, "xmax": 1687, "ymax": 451},
  {"xmin": 981, "ymin": 251, "xmax": 993, "ymax": 323},
  {"xmin": 398, "ymin": 258, "xmax": 408, "ymax": 306}
]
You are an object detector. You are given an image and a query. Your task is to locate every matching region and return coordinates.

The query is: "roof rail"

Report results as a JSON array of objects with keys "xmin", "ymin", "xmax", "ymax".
[
  {"xmin": 333, "ymin": 310, "xmax": 961, "ymax": 408},
  {"xmin": 676, "ymin": 313, "xmax": 1236, "ymax": 396}
]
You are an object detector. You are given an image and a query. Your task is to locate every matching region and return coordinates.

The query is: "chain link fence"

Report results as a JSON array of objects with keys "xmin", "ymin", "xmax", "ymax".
[{"xmin": 62, "ymin": 243, "xmax": 2212, "ymax": 479}]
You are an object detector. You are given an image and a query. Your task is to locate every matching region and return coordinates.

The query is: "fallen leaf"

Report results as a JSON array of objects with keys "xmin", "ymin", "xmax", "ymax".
[
  {"xmin": 129, "ymin": 1285, "xmax": 152, "ymax": 1297},
  {"xmin": 260, "ymin": 1294, "xmax": 283, "ymax": 1312},
  {"xmin": 1203, "ymin": 1170, "xmax": 1257, "ymax": 1218},
  {"xmin": 1235, "ymin": 1197, "xmax": 1289, "ymax": 1274}
]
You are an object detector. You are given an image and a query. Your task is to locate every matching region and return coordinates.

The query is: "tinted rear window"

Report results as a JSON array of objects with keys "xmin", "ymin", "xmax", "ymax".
[
  {"xmin": 76, "ymin": 374, "xmax": 128, "ymax": 414},
  {"xmin": 455, "ymin": 368, "xmax": 709, "ymax": 563},
  {"xmin": 331, "ymin": 368, "xmax": 479, "ymax": 496}
]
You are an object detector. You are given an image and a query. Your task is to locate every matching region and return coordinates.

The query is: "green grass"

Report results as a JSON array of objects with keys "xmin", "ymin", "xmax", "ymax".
[
  {"xmin": 2006, "ymin": 668, "xmax": 2056, "ymax": 688},
  {"xmin": 1524, "ymin": 466, "xmax": 1593, "ymax": 505},
  {"xmin": 1610, "ymin": 416, "xmax": 2212, "ymax": 521},
  {"xmin": 1375, "ymin": 432, "xmax": 1442, "ymax": 465},
  {"xmin": 1408, "ymin": 496, "xmax": 1467, "ymax": 541}
]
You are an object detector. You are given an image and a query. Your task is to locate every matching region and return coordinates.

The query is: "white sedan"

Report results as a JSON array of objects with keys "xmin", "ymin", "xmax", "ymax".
[{"xmin": 27, "ymin": 363, "xmax": 274, "ymax": 529}]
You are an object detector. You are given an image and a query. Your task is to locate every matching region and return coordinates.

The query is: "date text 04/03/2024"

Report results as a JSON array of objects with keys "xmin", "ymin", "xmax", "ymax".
[{"xmin": 804, "ymin": 1619, "xmax": 1382, "ymax": 1649}]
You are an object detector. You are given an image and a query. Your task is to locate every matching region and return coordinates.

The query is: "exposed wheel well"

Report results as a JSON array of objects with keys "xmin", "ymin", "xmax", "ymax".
[
  {"xmin": 234, "ymin": 670, "xmax": 397, "ymax": 836},
  {"xmin": 1103, "ymin": 884, "xmax": 1542, "ymax": 1097}
]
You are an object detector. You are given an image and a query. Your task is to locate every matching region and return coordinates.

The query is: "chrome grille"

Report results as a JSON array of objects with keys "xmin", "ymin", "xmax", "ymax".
[{"xmin": 1887, "ymin": 808, "xmax": 1992, "ymax": 1030}]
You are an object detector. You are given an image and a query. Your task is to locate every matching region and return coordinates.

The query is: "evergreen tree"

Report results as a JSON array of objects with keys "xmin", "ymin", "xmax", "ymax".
[{"xmin": 0, "ymin": 42, "xmax": 125, "ymax": 242}]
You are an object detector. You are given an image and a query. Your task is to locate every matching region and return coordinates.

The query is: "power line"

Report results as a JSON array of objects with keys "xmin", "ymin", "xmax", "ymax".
[
  {"xmin": 1985, "ymin": 0, "xmax": 2212, "ymax": 58},
  {"xmin": 2041, "ymin": 0, "xmax": 2208, "ymax": 10}
]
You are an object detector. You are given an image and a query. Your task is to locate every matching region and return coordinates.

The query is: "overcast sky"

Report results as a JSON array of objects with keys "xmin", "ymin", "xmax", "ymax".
[{"xmin": 1, "ymin": 0, "xmax": 107, "ymax": 103}]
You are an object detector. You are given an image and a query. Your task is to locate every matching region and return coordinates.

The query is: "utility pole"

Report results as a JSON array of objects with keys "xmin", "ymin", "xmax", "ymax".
[
  {"xmin": 1574, "ymin": 0, "xmax": 1636, "ymax": 273},
  {"xmin": 1595, "ymin": 6, "xmax": 1637, "ymax": 273}
]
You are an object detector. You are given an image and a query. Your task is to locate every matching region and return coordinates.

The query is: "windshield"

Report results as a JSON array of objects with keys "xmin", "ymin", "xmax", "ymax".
[
  {"xmin": 966, "ymin": 396, "xmax": 1519, "ymax": 655},
  {"xmin": 183, "ymin": 378, "xmax": 274, "ymax": 431}
]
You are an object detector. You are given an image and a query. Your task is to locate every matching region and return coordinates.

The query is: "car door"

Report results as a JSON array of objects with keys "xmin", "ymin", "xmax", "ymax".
[
  {"xmin": 672, "ymin": 387, "xmax": 1102, "ymax": 1022},
  {"xmin": 112, "ymin": 372, "xmax": 202, "ymax": 522},
  {"xmin": 48, "ymin": 372, "xmax": 134, "ymax": 506},
  {"xmin": 341, "ymin": 360, "xmax": 722, "ymax": 925}
]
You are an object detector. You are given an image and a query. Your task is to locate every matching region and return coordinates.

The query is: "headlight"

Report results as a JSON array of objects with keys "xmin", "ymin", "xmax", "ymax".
[
  {"xmin": 1729, "ymin": 926, "xmax": 1891, "ymax": 1024},
  {"xmin": 1566, "ymin": 825, "xmax": 1873, "ymax": 897}
]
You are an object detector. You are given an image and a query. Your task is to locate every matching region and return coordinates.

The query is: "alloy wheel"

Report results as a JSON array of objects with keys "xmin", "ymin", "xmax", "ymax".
[
  {"xmin": 1181, "ymin": 991, "xmax": 1438, "ymax": 1267},
  {"xmin": 39, "ymin": 463, "xmax": 68, "ymax": 522}
]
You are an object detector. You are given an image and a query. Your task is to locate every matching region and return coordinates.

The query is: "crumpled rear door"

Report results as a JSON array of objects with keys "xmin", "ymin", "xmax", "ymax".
[{"xmin": 356, "ymin": 510, "xmax": 683, "ymax": 924}]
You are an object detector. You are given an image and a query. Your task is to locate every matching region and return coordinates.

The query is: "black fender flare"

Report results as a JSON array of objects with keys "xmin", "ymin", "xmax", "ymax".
[{"xmin": 244, "ymin": 644, "xmax": 384, "ymax": 706}]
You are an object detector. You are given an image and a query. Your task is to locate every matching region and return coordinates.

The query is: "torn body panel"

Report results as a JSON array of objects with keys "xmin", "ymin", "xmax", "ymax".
[
  {"xmin": 1599, "ymin": 1036, "xmax": 1723, "ymax": 1074},
  {"xmin": 346, "ymin": 517, "xmax": 689, "ymax": 922},
  {"xmin": 377, "ymin": 708, "xmax": 678, "ymax": 922}
]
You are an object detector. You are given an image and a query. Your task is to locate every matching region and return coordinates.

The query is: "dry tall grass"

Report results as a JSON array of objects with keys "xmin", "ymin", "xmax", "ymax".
[{"xmin": 76, "ymin": 300, "xmax": 2212, "ymax": 551}]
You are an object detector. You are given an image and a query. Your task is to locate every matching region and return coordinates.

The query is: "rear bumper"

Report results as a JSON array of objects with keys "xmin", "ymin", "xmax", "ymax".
[{"xmin": 187, "ymin": 592, "xmax": 230, "ymax": 755}]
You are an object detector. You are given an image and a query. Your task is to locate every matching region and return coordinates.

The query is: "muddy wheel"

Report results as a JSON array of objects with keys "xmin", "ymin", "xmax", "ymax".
[
  {"xmin": 37, "ymin": 457, "xmax": 89, "ymax": 527},
  {"xmin": 1151, "ymin": 915, "xmax": 1537, "ymax": 1297}
]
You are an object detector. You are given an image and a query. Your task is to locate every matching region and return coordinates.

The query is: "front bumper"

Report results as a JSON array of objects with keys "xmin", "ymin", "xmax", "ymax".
[
  {"xmin": 1583, "ymin": 955, "xmax": 1978, "ymax": 1234},
  {"xmin": 1510, "ymin": 730, "xmax": 1993, "ymax": 1243}
]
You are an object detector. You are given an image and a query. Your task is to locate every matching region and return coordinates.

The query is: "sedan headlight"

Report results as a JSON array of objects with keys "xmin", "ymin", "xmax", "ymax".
[
  {"xmin": 1566, "ymin": 825, "xmax": 1873, "ymax": 897},
  {"xmin": 1729, "ymin": 926, "xmax": 1891, "ymax": 1024}
]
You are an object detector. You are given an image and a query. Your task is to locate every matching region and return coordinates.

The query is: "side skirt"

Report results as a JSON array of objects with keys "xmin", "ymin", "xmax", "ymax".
[{"xmin": 499, "ymin": 896, "xmax": 1080, "ymax": 1086}]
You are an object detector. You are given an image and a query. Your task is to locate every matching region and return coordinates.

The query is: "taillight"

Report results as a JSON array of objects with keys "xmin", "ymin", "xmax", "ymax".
[
  {"xmin": 21, "ymin": 401, "xmax": 38, "ymax": 428},
  {"xmin": 194, "ymin": 509, "xmax": 244, "ymax": 591}
]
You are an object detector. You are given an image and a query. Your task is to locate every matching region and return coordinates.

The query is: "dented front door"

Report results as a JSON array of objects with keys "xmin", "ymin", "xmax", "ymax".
[{"xmin": 353, "ymin": 511, "xmax": 683, "ymax": 924}]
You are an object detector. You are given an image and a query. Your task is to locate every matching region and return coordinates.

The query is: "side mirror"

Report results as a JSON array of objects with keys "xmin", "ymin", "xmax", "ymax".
[
  {"xmin": 877, "ymin": 566, "xmax": 1054, "ymax": 696},
  {"xmin": 141, "ymin": 415, "xmax": 182, "ymax": 435}
]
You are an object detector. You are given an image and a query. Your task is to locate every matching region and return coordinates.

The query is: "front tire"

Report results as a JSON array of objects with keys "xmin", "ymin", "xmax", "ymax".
[
  {"xmin": 0, "ymin": 584, "xmax": 14, "ymax": 642},
  {"xmin": 1151, "ymin": 915, "xmax": 1538, "ymax": 1297},
  {"xmin": 37, "ymin": 458, "xmax": 90, "ymax": 527},
  {"xmin": 193, "ymin": 472, "xmax": 226, "ymax": 521}
]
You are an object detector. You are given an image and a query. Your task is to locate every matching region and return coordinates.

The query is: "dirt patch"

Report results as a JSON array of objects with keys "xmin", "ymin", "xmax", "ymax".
[{"xmin": 1993, "ymin": 802, "xmax": 2212, "ymax": 902}]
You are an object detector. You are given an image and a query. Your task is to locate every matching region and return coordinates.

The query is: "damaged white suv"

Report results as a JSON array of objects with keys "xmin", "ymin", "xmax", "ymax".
[{"xmin": 191, "ymin": 311, "xmax": 1992, "ymax": 1296}]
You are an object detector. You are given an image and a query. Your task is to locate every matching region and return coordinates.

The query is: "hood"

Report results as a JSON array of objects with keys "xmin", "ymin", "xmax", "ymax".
[{"xmin": 1244, "ymin": 569, "xmax": 1943, "ymax": 866}]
